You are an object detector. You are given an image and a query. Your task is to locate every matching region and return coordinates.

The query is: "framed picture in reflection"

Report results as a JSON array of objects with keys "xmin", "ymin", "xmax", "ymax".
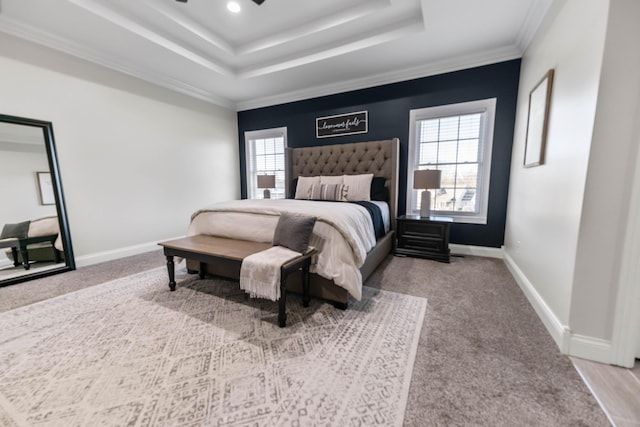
[{"xmin": 37, "ymin": 171, "xmax": 55, "ymax": 205}]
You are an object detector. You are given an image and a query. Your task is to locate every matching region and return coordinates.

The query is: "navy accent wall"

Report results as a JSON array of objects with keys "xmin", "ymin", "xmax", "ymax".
[{"xmin": 237, "ymin": 59, "xmax": 521, "ymax": 248}]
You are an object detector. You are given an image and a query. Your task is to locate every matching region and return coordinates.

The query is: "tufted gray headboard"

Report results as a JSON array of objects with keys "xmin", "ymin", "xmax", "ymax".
[{"xmin": 286, "ymin": 138, "xmax": 399, "ymax": 232}]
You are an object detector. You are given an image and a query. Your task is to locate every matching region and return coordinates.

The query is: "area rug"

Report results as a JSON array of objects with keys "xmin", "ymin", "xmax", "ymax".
[{"xmin": 0, "ymin": 267, "xmax": 426, "ymax": 426}]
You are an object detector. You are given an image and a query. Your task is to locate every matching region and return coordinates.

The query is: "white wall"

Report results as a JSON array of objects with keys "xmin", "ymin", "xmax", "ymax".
[
  {"xmin": 503, "ymin": 0, "xmax": 609, "ymax": 347},
  {"xmin": 505, "ymin": 0, "xmax": 640, "ymax": 365},
  {"xmin": 0, "ymin": 33, "xmax": 239, "ymax": 264}
]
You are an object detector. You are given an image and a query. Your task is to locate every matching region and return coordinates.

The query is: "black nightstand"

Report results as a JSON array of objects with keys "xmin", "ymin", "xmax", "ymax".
[{"xmin": 395, "ymin": 215, "xmax": 452, "ymax": 263}]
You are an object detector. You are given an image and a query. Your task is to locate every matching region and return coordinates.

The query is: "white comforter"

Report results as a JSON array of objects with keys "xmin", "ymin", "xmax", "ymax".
[{"xmin": 187, "ymin": 199, "xmax": 377, "ymax": 300}]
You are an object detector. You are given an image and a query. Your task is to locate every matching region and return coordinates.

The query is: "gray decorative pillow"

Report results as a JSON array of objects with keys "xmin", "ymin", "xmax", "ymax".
[
  {"xmin": 272, "ymin": 213, "xmax": 317, "ymax": 254},
  {"xmin": 1, "ymin": 221, "xmax": 30, "ymax": 239}
]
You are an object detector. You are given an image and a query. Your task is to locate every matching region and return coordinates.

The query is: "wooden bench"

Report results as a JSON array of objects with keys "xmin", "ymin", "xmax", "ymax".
[
  {"xmin": 1, "ymin": 234, "xmax": 61, "ymax": 270},
  {"xmin": 158, "ymin": 235, "xmax": 316, "ymax": 327}
]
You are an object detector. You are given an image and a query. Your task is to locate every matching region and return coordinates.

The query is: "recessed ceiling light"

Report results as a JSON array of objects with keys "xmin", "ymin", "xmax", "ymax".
[{"xmin": 227, "ymin": 1, "xmax": 241, "ymax": 13}]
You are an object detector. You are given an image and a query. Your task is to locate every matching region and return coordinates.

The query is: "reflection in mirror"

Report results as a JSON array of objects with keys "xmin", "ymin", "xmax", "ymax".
[{"xmin": 0, "ymin": 114, "xmax": 75, "ymax": 287}]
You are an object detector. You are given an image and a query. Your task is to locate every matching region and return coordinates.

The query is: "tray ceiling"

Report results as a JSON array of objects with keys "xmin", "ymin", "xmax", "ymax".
[{"xmin": 0, "ymin": 0, "xmax": 553, "ymax": 110}]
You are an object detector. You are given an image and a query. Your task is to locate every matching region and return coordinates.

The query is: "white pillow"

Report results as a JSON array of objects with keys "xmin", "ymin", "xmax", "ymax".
[
  {"xmin": 343, "ymin": 173, "xmax": 373, "ymax": 201},
  {"xmin": 294, "ymin": 176, "xmax": 320, "ymax": 200},
  {"xmin": 320, "ymin": 175, "xmax": 344, "ymax": 185}
]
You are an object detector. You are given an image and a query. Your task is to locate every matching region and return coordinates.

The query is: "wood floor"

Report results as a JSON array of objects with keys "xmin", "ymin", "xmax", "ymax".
[{"xmin": 571, "ymin": 357, "xmax": 640, "ymax": 426}]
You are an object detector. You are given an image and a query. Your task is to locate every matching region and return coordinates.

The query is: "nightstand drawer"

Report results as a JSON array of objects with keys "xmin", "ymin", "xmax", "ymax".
[
  {"xmin": 398, "ymin": 235, "xmax": 445, "ymax": 252},
  {"xmin": 400, "ymin": 221, "xmax": 447, "ymax": 239}
]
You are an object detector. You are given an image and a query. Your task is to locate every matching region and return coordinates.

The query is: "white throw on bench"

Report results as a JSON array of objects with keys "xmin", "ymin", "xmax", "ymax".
[{"xmin": 240, "ymin": 245, "xmax": 310, "ymax": 301}]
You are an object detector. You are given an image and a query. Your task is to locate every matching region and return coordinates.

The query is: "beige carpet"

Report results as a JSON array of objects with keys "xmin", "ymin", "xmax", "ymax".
[
  {"xmin": 0, "ymin": 251, "xmax": 610, "ymax": 426},
  {"xmin": 0, "ymin": 266, "xmax": 426, "ymax": 426}
]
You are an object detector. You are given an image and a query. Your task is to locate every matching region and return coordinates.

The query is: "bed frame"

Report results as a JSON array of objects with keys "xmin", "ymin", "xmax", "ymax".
[{"xmin": 187, "ymin": 138, "xmax": 399, "ymax": 308}]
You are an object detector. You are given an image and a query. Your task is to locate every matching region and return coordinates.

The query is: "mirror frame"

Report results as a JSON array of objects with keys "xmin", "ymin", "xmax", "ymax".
[{"xmin": 0, "ymin": 113, "xmax": 75, "ymax": 287}]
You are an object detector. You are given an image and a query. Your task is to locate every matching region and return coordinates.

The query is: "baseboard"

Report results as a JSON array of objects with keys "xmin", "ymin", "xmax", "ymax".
[
  {"xmin": 74, "ymin": 236, "xmax": 184, "ymax": 268},
  {"xmin": 568, "ymin": 335, "xmax": 613, "ymax": 365},
  {"xmin": 501, "ymin": 249, "xmax": 617, "ymax": 363},
  {"xmin": 449, "ymin": 244, "xmax": 503, "ymax": 258},
  {"xmin": 502, "ymin": 250, "xmax": 571, "ymax": 353}
]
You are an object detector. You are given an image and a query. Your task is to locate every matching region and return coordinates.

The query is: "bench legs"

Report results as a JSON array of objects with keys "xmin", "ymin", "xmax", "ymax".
[
  {"xmin": 163, "ymin": 251, "xmax": 313, "ymax": 327},
  {"xmin": 19, "ymin": 245, "xmax": 30, "ymax": 270},
  {"xmin": 302, "ymin": 261, "xmax": 310, "ymax": 308},
  {"xmin": 198, "ymin": 262, "xmax": 206, "ymax": 279},
  {"xmin": 166, "ymin": 255, "xmax": 176, "ymax": 291},
  {"xmin": 11, "ymin": 247, "xmax": 20, "ymax": 267},
  {"xmin": 278, "ymin": 257, "xmax": 312, "ymax": 327},
  {"xmin": 278, "ymin": 277, "xmax": 287, "ymax": 327}
]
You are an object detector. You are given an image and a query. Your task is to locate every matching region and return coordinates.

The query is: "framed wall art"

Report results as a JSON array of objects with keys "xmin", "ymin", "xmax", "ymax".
[
  {"xmin": 524, "ymin": 69, "xmax": 554, "ymax": 167},
  {"xmin": 37, "ymin": 171, "xmax": 55, "ymax": 205}
]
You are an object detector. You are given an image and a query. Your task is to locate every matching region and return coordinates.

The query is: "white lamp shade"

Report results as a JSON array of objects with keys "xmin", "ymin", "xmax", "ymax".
[
  {"xmin": 257, "ymin": 174, "xmax": 276, "ymax": 189},
  {"xmin": 413, "ymin": 169, "xmax": 441, "ymax": 189}
]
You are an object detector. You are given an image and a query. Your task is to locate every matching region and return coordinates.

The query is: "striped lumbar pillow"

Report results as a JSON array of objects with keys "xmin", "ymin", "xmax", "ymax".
[{"xmin": 309, "ymin": 183, "xmax": 348, "ymax": 201}]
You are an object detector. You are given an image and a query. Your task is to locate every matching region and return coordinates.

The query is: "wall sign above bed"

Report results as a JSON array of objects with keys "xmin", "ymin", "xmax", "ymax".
[{"xmin": 316, "ymin": 111, "xmax": 368, "ymax": 138}]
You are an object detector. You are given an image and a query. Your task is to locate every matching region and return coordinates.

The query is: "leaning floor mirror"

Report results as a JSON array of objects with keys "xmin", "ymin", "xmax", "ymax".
[{"xmin": 0, "ymin": 113, "xmax": 75, "ymax": 287}]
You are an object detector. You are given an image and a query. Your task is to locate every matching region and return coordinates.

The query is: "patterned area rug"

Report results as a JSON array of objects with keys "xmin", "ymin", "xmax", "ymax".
[{"xmin": 0, "ymin": 267, "xmax": 426, "ymax": 426}]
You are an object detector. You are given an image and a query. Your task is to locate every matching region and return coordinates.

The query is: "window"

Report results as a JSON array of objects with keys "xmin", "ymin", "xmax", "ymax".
[
  {"xmin": 245, "ymin": 127, "xmax": 287, "ymax": 199},
  {"xmin": 407, "ymin": 99, "xmax": 496, "ymax": 224}
]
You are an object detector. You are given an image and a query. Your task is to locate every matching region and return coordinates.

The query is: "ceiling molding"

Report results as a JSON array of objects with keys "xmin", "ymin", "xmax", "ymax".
[
  {"xmin": 1, "ymin": 0, "xmax": 550, "ymax": 112},
  {"xmin": 0, "ymin": 10, "xmax": 523, "ymax": 113},
  {"xmin": 0, "ymin": 15, "xmax": 236, "ymax": 109},
  {"xmin": 142, "ymin": 0, "xmax": 234, "ymax": 55},
  {"xmin": 62, "ymin": 0, "xmax": 425, "ymax": 79},
  {"xmin": 236, "ymin": 0, "xmax": 390, "ymax": 55},
  {"xmin": 236, "ymin": 45, "xmax": 522, "ymax": 111},
  {"xmin": 66, "ymin": 0, "xmax": 232, "ymax": 76},
  {"xmin": 238, "ymin": 16, "xmax": 424, "ymax": 79},
  {"xmin": 515, "ymin": 0, "xmax": 554, "ymax": 52}
]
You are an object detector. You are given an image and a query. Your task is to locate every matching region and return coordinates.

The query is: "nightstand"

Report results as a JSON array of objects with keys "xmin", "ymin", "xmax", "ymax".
[{"xmin": 395, "ymin": 215, "xmax": 452, "ymax": 262}]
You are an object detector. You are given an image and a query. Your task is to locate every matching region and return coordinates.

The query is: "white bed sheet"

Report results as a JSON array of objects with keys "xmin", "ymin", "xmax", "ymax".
[{"xmin": 188, "ymin": 199, "xmax": 378, "ymax": 300}]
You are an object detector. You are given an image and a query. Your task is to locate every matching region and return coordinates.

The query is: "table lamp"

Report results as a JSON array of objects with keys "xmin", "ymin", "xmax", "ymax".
[
  {"xmin": 413, "ymin": 169, "xmax": 441, "ymax": 217},
  {"xmin": 257, "ymin": 174, "xmax": 276, "ymax": 199}
]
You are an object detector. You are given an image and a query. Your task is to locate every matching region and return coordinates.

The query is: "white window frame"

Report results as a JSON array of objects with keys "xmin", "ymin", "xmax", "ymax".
[
  {"xmin": 245, "ymin": 127, "xmax": 287, "ymax": 200},
  {"xmin": 406, "ymin": 98, "xmax": 496, "ymax": 224}
]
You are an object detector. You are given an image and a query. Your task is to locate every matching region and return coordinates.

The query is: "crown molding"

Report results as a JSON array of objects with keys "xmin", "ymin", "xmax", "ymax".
[
  {"xmin": 236, "ymin": 45, "xmax": 522, "ymax": 111},
  {"xmin": 515, "ymin": 0, "xmax": 554, "ymax": 52},
  {"xmin": 238, "ymin": 15, "xmax": 424, "ymax": 79},
  {"xmin": 1, "ymin": 0, "xmax": 549, "ymax": 112},
  {"xmin": 66, "ymin": 0, "xmax": 232, "ymax": 76},
  {"xmin": 0, "ymin": 13, "xmax": 522, "ymax": 113},
  {"xmin": 237, "ymin": 0, "xmax": 390, "ymax": 55},
  {"xmin": 0, "ymin": 16, "xmax": 235, "ymax": 109},
  {"xmin": 142, "ymin": 0, "xmax": 234, "ymax": 54},
  {"xmin": 66, "ymin": 0, "xmax": 413, "ymax": 78}
]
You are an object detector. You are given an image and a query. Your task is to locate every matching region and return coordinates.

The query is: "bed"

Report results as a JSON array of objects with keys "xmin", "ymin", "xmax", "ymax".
[{"xmin": 185, "ymin": 138, "xmax": 399, "ymax": 308}]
